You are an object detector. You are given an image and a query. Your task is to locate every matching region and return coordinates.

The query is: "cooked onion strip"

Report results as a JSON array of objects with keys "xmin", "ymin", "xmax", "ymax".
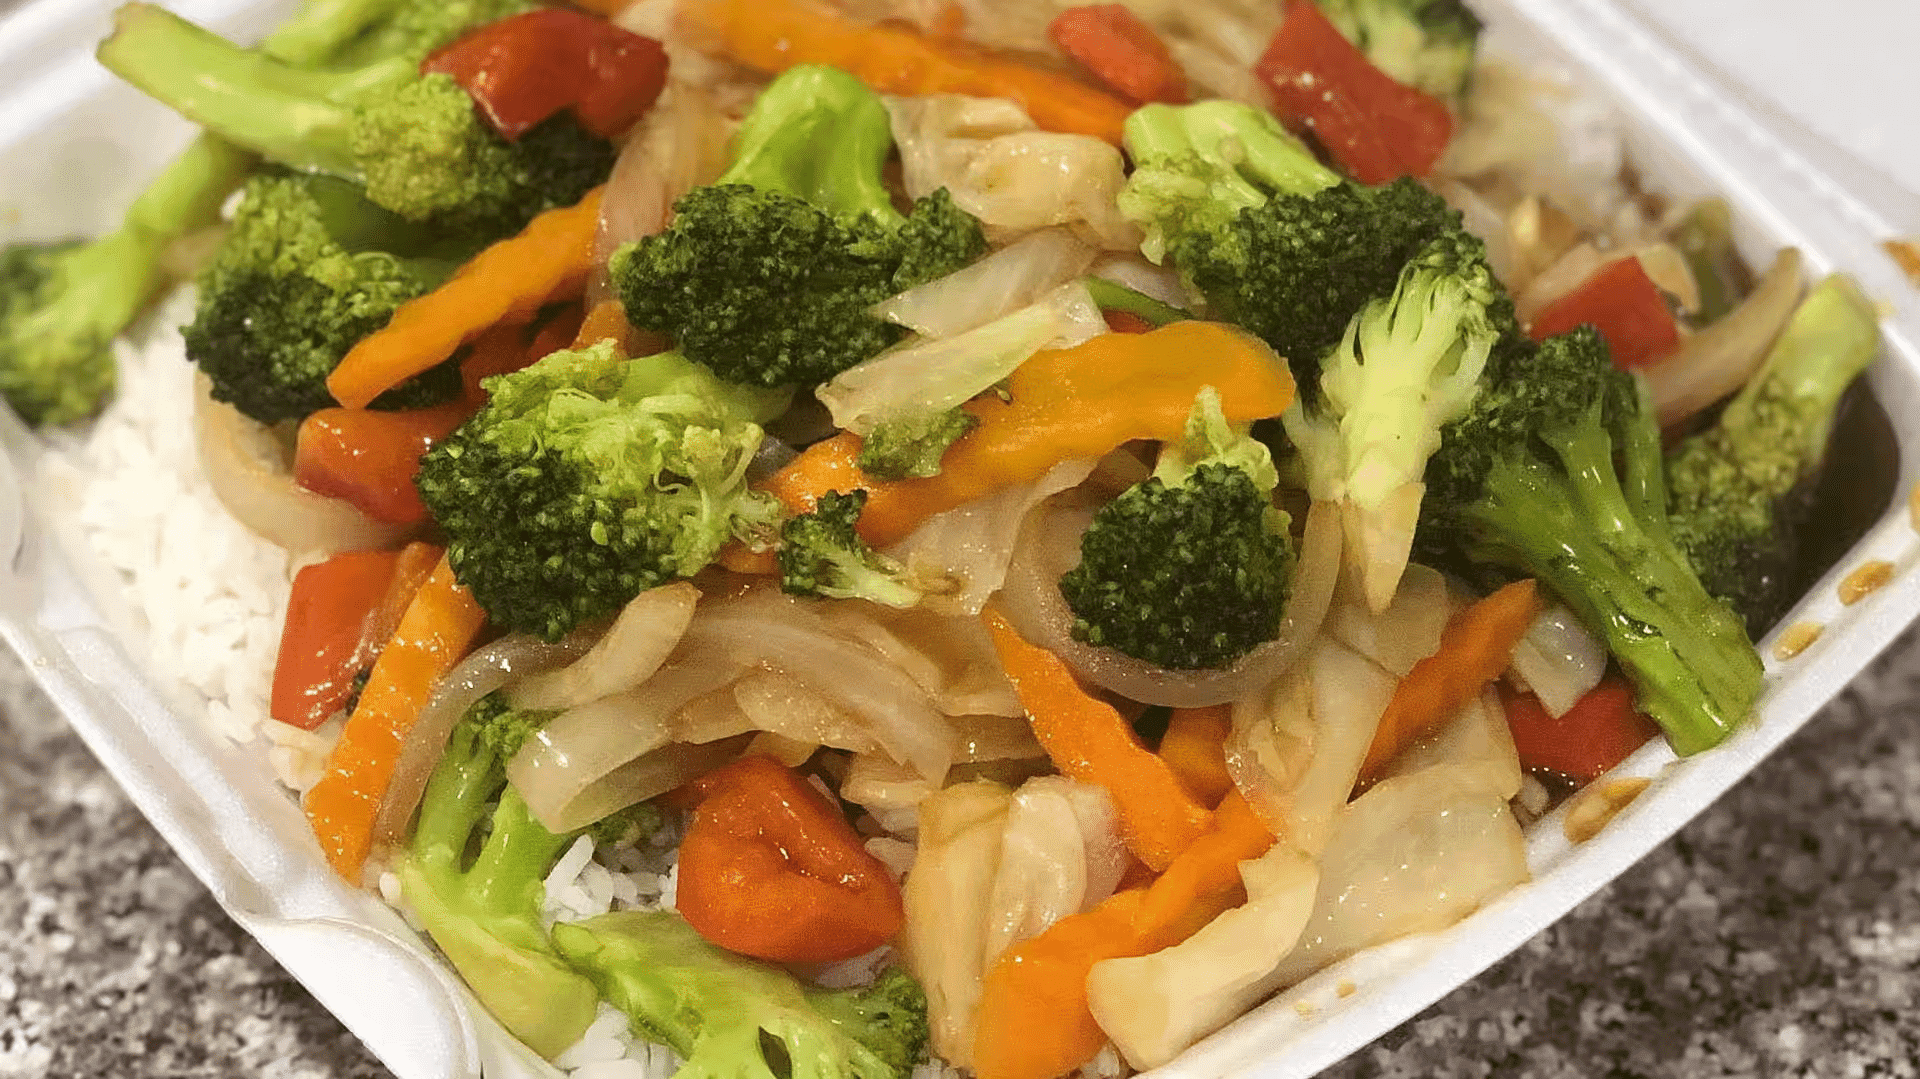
[
  {"xmin": 508, "ymin": 582, "xmax": 700, "ymax": 711},
  {"xmin": 371, "ymin": 632, "xmax": 590, "ymax": 852},
  {"xmin": 586, "ymin": 84, "xmax": 733, "ymax": 305},
  {"xmin": 999, "ymin": 497, "xmax": 1342, "ymax": 707},
  {"xmin": 192, "ymin": 374, "xmax": 408, "ymax": 557},
  {"xmin": 1642, "ymin": 248, "xmax": 1804, "ymax": 427}
]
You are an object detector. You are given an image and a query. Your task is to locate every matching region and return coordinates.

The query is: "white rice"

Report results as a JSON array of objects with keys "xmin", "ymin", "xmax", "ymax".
[{"xmin": 37, "ymin": 287, "xmax": 294, "ymax": 750}]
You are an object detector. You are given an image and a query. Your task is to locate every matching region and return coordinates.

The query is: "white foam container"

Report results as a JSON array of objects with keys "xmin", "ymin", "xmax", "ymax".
[{"xmin": 1, "ymin": 1, "xmax": 1917, "ymax": 1077}]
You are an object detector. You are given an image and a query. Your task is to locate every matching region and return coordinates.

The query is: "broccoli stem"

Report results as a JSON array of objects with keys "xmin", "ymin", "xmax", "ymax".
[
  {"xmin": 261, "ymin": 0, "xmax": 408, "ymax": 68},
  {"xmin": 1466, "ymin": 404, "xmax": 1762, "ymax": 755},
  {"xmin": 98, "ymin": 4, "xmax": 408, "ymax": 181}
]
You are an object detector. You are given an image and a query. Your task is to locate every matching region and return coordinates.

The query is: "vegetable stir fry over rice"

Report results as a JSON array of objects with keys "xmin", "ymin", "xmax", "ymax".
[{"xmin": 3, "ymin": 0, "xmax": 1889, "ymax": 1075}]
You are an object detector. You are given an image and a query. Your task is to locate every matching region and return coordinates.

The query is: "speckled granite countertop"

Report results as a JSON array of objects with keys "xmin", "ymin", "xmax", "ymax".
[{"xmin": 4, "ymin": 623, "xmax": 1917, "ymax": 1079}]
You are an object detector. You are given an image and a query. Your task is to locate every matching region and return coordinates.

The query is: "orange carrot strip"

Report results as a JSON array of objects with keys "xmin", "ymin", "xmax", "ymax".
[
  {"xmin": 303, "ymin": 555, "xmax": 488, "ymax": 881},
  {"xmin": 761, "ymin": 321, "xmax": 1295, "ymax": 547},
  {"xmin": 327, "ymin": 187, "xmax": 605, "ymax": 409},
  {"xmin": 571, "ymin": 298, "xmax": 637, "ymax": 355},
  {"xmin": 983, "ymin": 607, "xmax": 1212, "ymax": 871},
  {"xmin": 679, "ymin": 0, "xmax": 1134, "ymax": 143},
  {"xmin": 971, "ymin": 792, "xmax": 1272, "ymax": 1079},
  {"xmin": 1358, "ymin": 578, "xmax": 1542, "ymax": 784},
  {"xmin": 1159, "ymin": 704, "xmax": 1234, "ymax": 808}
]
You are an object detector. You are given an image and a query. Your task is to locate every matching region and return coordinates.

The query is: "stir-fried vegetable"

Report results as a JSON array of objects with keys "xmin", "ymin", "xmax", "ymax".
[{"xmin": 44, "ymin": 0, "xmax": 1898, "ymax": 1074}]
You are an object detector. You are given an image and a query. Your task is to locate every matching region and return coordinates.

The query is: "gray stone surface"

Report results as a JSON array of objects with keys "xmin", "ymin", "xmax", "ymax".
[{"xmin": 2, "ymin": 626, "xmax": 1918, "ymax": 1079}]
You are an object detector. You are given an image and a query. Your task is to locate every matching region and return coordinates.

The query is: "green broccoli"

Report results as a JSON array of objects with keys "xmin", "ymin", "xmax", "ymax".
[
  {"xmin": 97, "ymin": 3, "xmax": 612, "ymax": 235},
  {"xmin": 0, "ymin": 137, "xmax": 246, "ymax": 425},
  {"xmin": 1117, "ymin": 101, "xmax": 1459, "ymax": 395},
  {"xmin": 1314, "ymin": 0, "xmax": 1484, "ymax": 101},
  {"xmin": 1420, "ymin": 327, "xmax": 1763, "ymax": 755},
  {"xmin": 552, "ymin": 910, "xmax": 930, "ymax": 1079},
  {"xmin": 1059, "ymin": 388, "xmax": 1295, "ymax": 670},
  {"xmin": 610, "ymin": 65, "xmax": 987, "ymax": 388},
  {"xmin": 857, "ymin": 409, "xmax": 979, "ymax": 480},
  {"xmin": 1667, "ymin": 275, "xmax": 1882, "ymax": 635},
  {"xmin": 413, "ymin": 341, "xmax": 791, "ymax": 641},
  {"xmin": 184, "ymin": 172, "xmax": 471, "ymax": 424},
  {"xmin": 1283, "ymin": 227, "xmax": 1515, "ymax": 609},
  {"xmin": 779, "ymin": 489, "xmax": 931, "ymax": 607},
  {"xmin": 397, "ymin": 699, "xmax": 600, "ymax": 1060},
  {"xmin": 0, "ymin": 0, "xmax": 512, "ymax": 426}
]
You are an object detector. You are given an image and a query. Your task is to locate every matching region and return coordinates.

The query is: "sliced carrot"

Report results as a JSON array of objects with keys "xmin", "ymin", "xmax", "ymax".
[
  {"xmin": 1358, "ymin": 578, "xmax": 1542, "ymax": 784},
  {"xmin": 571, "ymin": 298, "xmax": 636, "ymax": 355},
  {"xmin": 678, "ymin": 0, "xmax": 1134, "ymax": 143},
  {"xmin": 760, "ymin": 321, "xmax": 1295, "ymax": 547},
  {"xmin": 1159, "ymin": 704, "xmax": 1234, "ymax": 808},
  {"xmin": 983, "ymin": 607, "xmax": 1213, "ymax": 871},
  {"xmin": 327, "ymin": 186, "xmax": 605, "ymax": 409},
  {"xmin": 303, "ymin": 555, "xmax": 488, "ymax": 881},
  {"xmin": 970, "ymin": 792, "xmax": 1272, "ymax": 1079}
]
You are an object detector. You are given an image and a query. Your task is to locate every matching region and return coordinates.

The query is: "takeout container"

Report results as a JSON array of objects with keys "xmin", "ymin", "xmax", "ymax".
[{"xmin": 1, "ymin": 0, "xmax": 1917, "ymax": 1076}]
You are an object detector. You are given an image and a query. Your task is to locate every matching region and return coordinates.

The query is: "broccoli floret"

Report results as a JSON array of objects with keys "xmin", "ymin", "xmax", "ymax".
[
  {"xmin": 552, "ymin": 910, "xmax": 929, "ymax": 1079},
  {"xmin": 0, "ymin": 0, "xmax": 496, "ymax": 426},
  {"xmin": 414, "ymin": 342, "xmax": 791, "ymax": 641},
  {"xmin": 1667, "ymin": 275, "xmax": 1882, "ymax": 635},
  {"xmin": 1059, "ymin": 388, "xmax": 1295, "ymax": 670},
  {"xmin": 1314, "ymin": 0, "xmax": 1484, "ymax": 101},
  {"xmin": 779, "ymin": 489, "xmax": 930, "ymax": 607},
  {"xmin": 611, "ymin": 65, "xmax": 987, "ymax": 388},
  {"xmin": 1284, "ymin": 227, "xmax": 1515, "ymax": 609},
  {"xmin": 0, "ymin": 136, "xmax": 250, "ymax": 425},
  {"xmin": 1119, "ymin": 101, "xmax": 1458, "ymax": 394},
  {"xmin": 98, "ymin": 4, "xmax": 612, "ymax": 235},
  {"xmin": 184, "ymin": 172, "xmax": 470, "ymax": 424},
  {"xmin": 1420, "ymin": 327, "xmax": 1763, "ymax": 755},
  {"xmin": 858, "ymin": 409, "xmax": 979, "ymax": 480},
  {"xmin": 460, "ymin": 689, "xmax": 556, "ymax": 763},
  {"xmin": 397, "ymin": 703, "xmax": 599, "ymax": 1060}
]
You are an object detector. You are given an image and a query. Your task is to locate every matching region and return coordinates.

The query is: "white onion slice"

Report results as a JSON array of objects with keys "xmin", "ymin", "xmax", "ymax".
[
  {"xmin": 371, "ymin": 633, "xmax": 590, "ymax": 853},
  {"xmin": 551, "ymin": 736, "xmax": 756, "ymax": 834},
  {"xmin": 998, "ymin": 497, "xmax": 1343, "ymax": 708},
  {"xmin": 192, "ymin": 374, "xmax": 408, "ymax": 558},
  {"xmin": 510, "ymin": 662, "xmax": 738, "ymax": 833},
  {"xmin": 686, "ymin": 589, "xmax": 958, "ymax": 779},
  {"xmin": 586, "ymin": 84, "xmax": 733, "ymax": 305},
  {"xmin": 1087, "ymin": 254, "xmax": 1198, "ymax": 312},
  {"xmin": 1642, "ymin": 248, "xmax": 1804, "ymax": 427},
  {"xmin": 507, "ymin": 582, "xmax": 700, "ymax": 711},
  {"xmin": 874, "ymin": 228, "xmax": 1100, "ymax": 339},
  {"xmin": 1507, "ymin": 604, "xmax": 1608, "ymax": 718}
]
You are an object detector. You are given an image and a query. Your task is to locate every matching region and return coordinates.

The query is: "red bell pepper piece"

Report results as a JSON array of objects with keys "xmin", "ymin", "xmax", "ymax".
[
  {"xmin": 1102, "ymin": 309, "xmax": 1156, "ymax": 334},
  {"xmin": 269, "ymin": 542, "xmax": 442, "ymax": 731},
  {"xmin": 674, "ymin": 755, "xmax": 905, "ymax": 963},
  {"xmin": 1527, "ymin": 256, "xmax": 1681, "ymax": 368},
  {"xmin": 1048, "ymin": 5, "xmax": 1189, "ymax": 105},
  {"xmin": 1254, "ymin": 0, "xmax": 1454, "ymax": 184},
  {"xmin": 423, "ymin": 8, "xmax": 669, "ymax": 141},
  {"xmin": 1500, "ymin": 678, "xmax": 1660, "ymax": 784},
  {"xmin": 294, "ymin": 403, "xmax": 471, "ymax": 526}
]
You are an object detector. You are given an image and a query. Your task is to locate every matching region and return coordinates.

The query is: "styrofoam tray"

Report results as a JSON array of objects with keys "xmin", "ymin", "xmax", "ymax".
[{"xmin": 1, "ymin": 1, "xmax": 1916, "ymax": 1077}]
